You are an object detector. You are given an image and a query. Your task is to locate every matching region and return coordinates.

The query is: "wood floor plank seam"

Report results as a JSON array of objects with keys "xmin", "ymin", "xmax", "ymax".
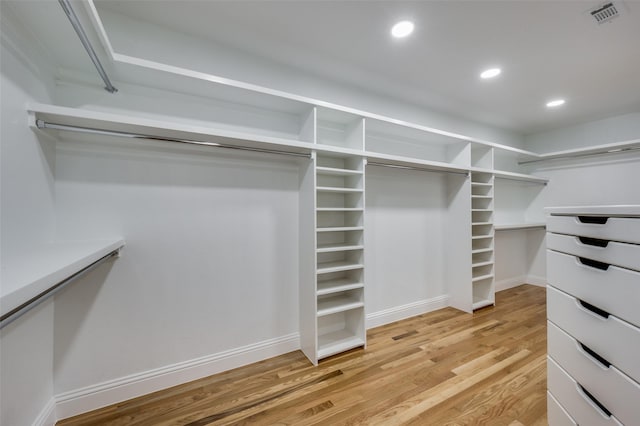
[{"xmin": 57, "ymin": 285, "xmax": 547, "ymax": 426}]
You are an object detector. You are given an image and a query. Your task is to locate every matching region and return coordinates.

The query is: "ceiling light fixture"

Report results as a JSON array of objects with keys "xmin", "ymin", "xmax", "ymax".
[
  {"xmin": 480, "ymin": 68, "xmax": 501, "ymax": 79},
  {"xmin": 546, "ymin": 99, "xmax": 566, "ymax": 108},
  {"xmin": 391, "ymin": 21, "xmax": 414, "ymax": 38}
]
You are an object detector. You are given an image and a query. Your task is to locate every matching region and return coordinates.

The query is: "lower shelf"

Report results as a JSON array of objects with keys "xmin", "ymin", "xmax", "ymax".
[
  {"xmin": 472, "ymin": 297, "xmax": 494, "ymax": 310},
  {"xmin": 317, "ymin": 295, "xmax": 364, "ymax": 317},
  {"xmin": 318, "ymin": 329, "xmax": 365, "ymax": 359}
]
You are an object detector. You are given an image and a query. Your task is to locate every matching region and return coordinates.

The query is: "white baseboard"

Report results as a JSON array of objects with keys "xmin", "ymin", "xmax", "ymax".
[
  {"xmin": 32, "ymin": 398, "xmax": 56, "ymax": 426},
  {"xmin": 525, "ymin": 275, "xmax": 547, "ymax": 287},
  {"xmin": 55, "ymin": 332, "xmax": 300, "ymax": 420},
  {"xmin": 496, "ymin": 275, "xmax": 547, "ymax": 292},
  {"xmin": 366, "ymin": 295, "xmax": 450, "ymax": 329}
]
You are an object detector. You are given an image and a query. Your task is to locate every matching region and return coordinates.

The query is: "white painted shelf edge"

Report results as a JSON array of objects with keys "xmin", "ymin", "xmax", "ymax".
[
  {"xmin": 0, "ymin": 238, "xmax": 125, "ymax": 317},
  {"xmin": 545, "ymin": 205, "xmax": 640, "ymax": 217},
  {"xmin": 28, "ymin": 104, "xmax": 548, "ymax": 183},
  {"xmin": 495, "ymin": 223, "xmax": 546, "ymax": 231},
  {"xmin": 472, "ymin": 298, "xmax": 494, "ymax": 310}
]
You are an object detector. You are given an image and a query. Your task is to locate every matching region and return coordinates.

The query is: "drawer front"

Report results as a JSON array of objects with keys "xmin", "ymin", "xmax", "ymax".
[
  {"xmin": 547, "ymin": 233, "xmax": 640, "ymax": 271},
  {"xmin": 548, "ymin": 357, "xmax": 624, "ymax": 426},
  {"xmin": 547, "ymin": 285, "xmax": 640, "ymax": 381},
  {"xmin": 548, "ymin": 321, "xmax": 640, "ymax": 426},
  {"xmin": 547, "ymin": 250, "xmax": 640, "ymax": 328},
  {"xmin": 548, "ymin": 215, "xmax": 640, "ymax": 245},
  {"xmin": 547, "ymin": 391, "xmax": 577, "ymax": 426}
]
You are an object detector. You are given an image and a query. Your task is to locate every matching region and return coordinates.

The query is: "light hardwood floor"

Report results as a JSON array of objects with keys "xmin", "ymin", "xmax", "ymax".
[{"xmin": 58, "ymin": 284, "xmax": 547, "ymax": 425}]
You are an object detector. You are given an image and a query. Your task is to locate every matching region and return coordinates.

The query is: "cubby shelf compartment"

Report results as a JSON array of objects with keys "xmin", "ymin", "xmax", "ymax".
[
  {"xmin": 316, "ymin": 261, "xmax": 364, "ymax": 274},
  {"xmin": 317, "ymin": 243, "xmax": 364, "ymax": 253},
  {"xmin": 472, "ymin": 274, "xmax": 494, "ymax": 282},
  {"xmin": 316, "ymin": 166, "xmax": 363, "ymax": 176},
  {"xmin": 316, "ymin": 187, "xmax": 363, "ymax": 193},
  {"xmin": 472, "ymin": 297, "xmax": 494, "ymax": 310},
  {"xmin": 316, "ymin": 207, "xmax": 364, "ymax": 212},
  {"xmin": 472, "ymin": 247, "xmax": 494, "ymax": 254},
  {"xmin": 316, "ymin": 226, "xmax": 364, "ymax": 233},
  {"xmin": 317, "ymin": 330, "xmax": 365, "ymax": 360},
  {"xmin": 317, "ymin": 279, "xmax": 364, "ymax": 296},
  {"xmin": 472, "ymin": 234, "xmax": 494, "ymax": 240},
  {"xmin": 317, "ymin": 295, "xmax": 364, "ymax": 317},
  {"xmin": 472, "ymin": 261, "xmax": 494, "ymax": 268}
]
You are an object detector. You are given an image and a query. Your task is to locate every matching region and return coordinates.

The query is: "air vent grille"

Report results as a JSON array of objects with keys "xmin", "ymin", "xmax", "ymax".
[{"xmin": 590, "ymin": 2, "xmax": 620, "ymax": 24}]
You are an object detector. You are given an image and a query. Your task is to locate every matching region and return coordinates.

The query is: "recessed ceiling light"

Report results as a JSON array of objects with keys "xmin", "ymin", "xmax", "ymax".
[
  {"xmin": 480, "ymin": 68, "xmax": 501, "ymax": 79},
  {"xmin": 391, "ymin": 21, "xmax": 414, "ymax": 38},
  {"xmin": 546, "ymin": 99, "xmax": 566, "ymax": 108}
]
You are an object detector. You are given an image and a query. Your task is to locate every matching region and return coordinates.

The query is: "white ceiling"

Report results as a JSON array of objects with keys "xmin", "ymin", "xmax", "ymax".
[{"xmin": 10, "ymin": 1, "xmax": 640, "ymax": 135}]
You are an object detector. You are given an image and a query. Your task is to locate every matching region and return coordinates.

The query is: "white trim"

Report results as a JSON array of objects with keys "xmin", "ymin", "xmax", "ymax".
[
  {"xmin": 525, "ymin": 275, "xmax": 547, "ymax": 287},
  {"xmin": 32, "ymin": 398, "xmax": 56, "ymax": 426},
  {"xmin": 55, "ymin": 333, "xmax": 299, "ymax": 420},
  {"xmin": 495, "ymin": 275, "xmax": 547, "ymax": 292},
  {"xmin": 366, "ymin": 295, "xmax": 450, "ymax": 329}
]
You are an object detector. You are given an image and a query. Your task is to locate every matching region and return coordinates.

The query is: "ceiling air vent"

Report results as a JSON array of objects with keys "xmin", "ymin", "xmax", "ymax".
[{"xmin": 590, "ymin": 2, "xmax": 621, "ymax": 24}]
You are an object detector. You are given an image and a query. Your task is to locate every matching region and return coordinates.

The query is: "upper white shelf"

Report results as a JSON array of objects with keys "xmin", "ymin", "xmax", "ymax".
[
  {"xmin": 545, "ymin": 205, "xmax": 640, "ymax": 217},
  {"xmin": 28, "ymin": 104, "xmax": 550, "ymax": 182},
  {"xmin": 495, "ymin": 223, "xmax": 546, "ymax": 231},
  {"xmin": 1, "ymin": 238, "xmax": 125, "ymax": 319}
]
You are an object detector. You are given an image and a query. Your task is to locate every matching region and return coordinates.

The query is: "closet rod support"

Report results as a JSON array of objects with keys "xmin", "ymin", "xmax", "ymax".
[
  {"xmin": 59, "ymin": 0, "xmax": 118, "ymax": 93},
  {"xmin": 35, "ymin": 120, "xmax": 312, "ymax": 158},
  {"xmin": 368, "ymin": 161, "xmax": 469, "ymax": 176},
  {"xmin": 0, "ymin": 249, "xmax": 121, "ymax": 330}
]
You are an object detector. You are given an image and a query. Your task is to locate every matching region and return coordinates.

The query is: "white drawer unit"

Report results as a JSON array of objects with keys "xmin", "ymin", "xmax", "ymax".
[
  {"xmin": 547, "ymin": 250, "xmax": 640, "ymax": 327},
  {"xmin": 547, "ymin": 232, "xmax": 640, "ymax": 272},
  {"xmin": 548, "ymin": 322, "xmax": 640, "ymax": 426},
  {"xmin": 546, "ymin": 205, "xmax": 640, "ymax": 426},
  {"xmin": 547, "ymin": 392, "xmax": 577, "ymax": 426},
  {"xmin": 548, "ymin": 357, "xmax": 624, "ymax": 426},
  {"xmin": 547, "ymin": 215, "xmax": 640, "ymax": 245},
  {"xmin": 547, "ymin": 285, "xmax": 640, "ymax": 381}
]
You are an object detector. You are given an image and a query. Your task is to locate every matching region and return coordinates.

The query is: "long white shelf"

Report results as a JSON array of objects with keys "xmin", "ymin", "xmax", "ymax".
[
  {"xmin": 495, "ymin": 223, "xmax": 546, "ymax": 231},
  {"xmin": 316, "ymin": 208, "xmax": 364, "ymax": 212},
  {"xmin": 1, "ymin": 238, "xmax": 125, "ymax": 319},
  {"xmin": 472, "ymin": 273, "xmax": 495, "ymax": 282},
  {"xmin": 28, "ymin": 104, "xmax": 550, "ymax": 184}
]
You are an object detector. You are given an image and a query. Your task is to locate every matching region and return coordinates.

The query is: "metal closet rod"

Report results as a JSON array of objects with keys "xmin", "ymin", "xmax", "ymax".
[
  {"xmin": 36, "ymin": 120, "xmax": 312, "ymax": 158},
  {"xmin": 367, "ymin": 161, "xmax": 469, "ymax": 177},
  {"xmin": 0, "ymin": 250, "xmax": 120, "ymax": 330},
  {"xmin": 59, "ymin": 0, "xmax": 117, "ymax": 93},
  {"xmin": 518, "ymin": 145, "xmax": 640, "ymax": 165}
]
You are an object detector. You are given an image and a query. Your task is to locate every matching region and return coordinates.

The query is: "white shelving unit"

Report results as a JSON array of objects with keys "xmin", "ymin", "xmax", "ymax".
[{"xmin": 311, "ymin": 153, "xmax": 366, "ymax": 364}]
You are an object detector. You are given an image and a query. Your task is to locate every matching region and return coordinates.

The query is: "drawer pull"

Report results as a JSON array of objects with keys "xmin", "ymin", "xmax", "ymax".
[
  {"xmin": 578, "ymin": 256, "xmax": 610, "ymax": 271},
  {"xmin": 578, "ymin": 299, "xmax": 610, "ymax": 319},
  {"xmin": 578, "ymin": 236, "xmax": 609, "ymax": 247},
  {"xmin": 579, "ymin": 342, "xmax": 611, "ymax": 368},
  {"xmin": 578, "ymin": 216, "xmax": 609, "ymax": 225},
  {"xmin": 577, "ymin": 384, "xmax": 612, "ymax": 417}
]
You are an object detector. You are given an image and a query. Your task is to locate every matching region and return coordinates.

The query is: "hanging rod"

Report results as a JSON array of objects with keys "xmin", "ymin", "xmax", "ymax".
[
  {"xmin": 59, "ymin": 0, "xmax": 117, "ymax": 93},
  {"xmin": 35, "ymin": 120, "xmax": 312, "ymax": 158},
  {"xmin": 518, "ymin": 145, "xmax": 640, "ymax": 165},
  {"xmin": 367, "ymin": 161, "xmax": 469, "ymax": 177},
  {"xmin": 0, "ymin": 249, "xmax": 120, "ymax": 330}
]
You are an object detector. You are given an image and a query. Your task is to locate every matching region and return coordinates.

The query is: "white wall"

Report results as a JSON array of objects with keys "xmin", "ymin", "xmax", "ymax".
[
  {"xmin": 0, "ymin": 3, "xmax": 57, "ymax": 425},
  {"xmin": 52, "ymin": 137, "xmax": 301, "ymax": 395},
  {"xmin": 524, "ymin": 112, "xmax": 640, "ymax": 153},
  {"xmin": 365, "ymin": 166, "xmax": 448, "ymax": 323}
]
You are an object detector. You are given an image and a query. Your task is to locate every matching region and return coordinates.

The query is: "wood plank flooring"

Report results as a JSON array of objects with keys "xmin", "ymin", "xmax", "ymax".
[{"xmin": 58, "ymin": 284, "xmax": 547, "ymax": 425}]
